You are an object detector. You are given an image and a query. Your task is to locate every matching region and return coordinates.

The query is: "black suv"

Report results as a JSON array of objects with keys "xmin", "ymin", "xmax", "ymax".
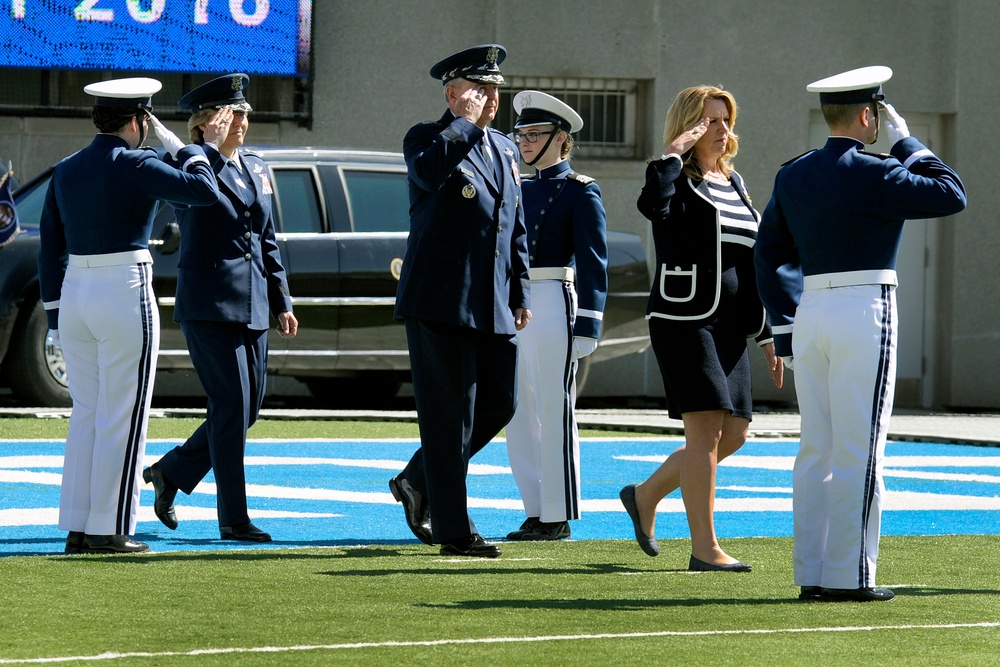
[{"xmin": 0, "ymin": 147, "xmax": 651, "ymax": 407}]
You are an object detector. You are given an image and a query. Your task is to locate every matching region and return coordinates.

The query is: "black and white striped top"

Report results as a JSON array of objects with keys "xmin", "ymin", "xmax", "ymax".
[{"xmin": 706, "ymin": 180, "xmax": 758, "ymax": 248}]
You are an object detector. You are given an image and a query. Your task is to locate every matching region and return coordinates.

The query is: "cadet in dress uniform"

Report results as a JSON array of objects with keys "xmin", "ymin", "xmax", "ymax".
[
  {"xmin": 37, "ymin": 77, "xmax": 220, "ymax": 554},
  {"xmin": 389, "ymin": 45, "xmax": 531, "ymax": 558},
  {"xmin": 504, "ymin": 91, "xmax": 608, "ymax": 542},
  {"xmin": 618, "ymin": 85, "xmax": 783, "ymax": 572},
  {"xmin": 754, "ymin": 67, "xmax": 967, "ymax": 602},
  {"xmin": 142, "ymin": 74, "xmax": 298, "ymax": 543}
]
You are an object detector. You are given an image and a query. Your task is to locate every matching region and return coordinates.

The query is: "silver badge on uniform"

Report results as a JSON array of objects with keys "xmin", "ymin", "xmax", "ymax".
[{"xmin": 462, "ymin": 184, "xmax": 476, "ymax": 199}]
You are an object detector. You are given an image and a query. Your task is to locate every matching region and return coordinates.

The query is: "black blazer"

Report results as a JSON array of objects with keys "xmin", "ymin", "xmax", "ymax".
[{"xmin": 638, "ymin": 155, "xmax": 768, "ymax": 339}]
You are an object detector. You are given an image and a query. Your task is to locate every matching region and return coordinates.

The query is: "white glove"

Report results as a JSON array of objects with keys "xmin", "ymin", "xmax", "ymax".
[
  {"xmin": 148, "ymin": 112, "xmax": 187, "ymax": 159},
  {"xmin": 780, "ymin": 356, "xmax": 793, "ymax": 371},
  {"xmin": 572, "ymin": 337, "xmax": 598, "ymax": 360},
  {"xmin": 880, "ymin": 103, "xmax": 909, "ymax": 146},
  {"xmin": 46, "ymin": 329, "xmax": 61, "ymax": 351}
]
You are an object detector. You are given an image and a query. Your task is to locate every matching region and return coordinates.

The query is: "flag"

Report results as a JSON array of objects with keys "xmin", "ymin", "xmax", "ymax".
[{"xmin": 0, "ymin": 162, "xmax": 18, "ymax": 249}]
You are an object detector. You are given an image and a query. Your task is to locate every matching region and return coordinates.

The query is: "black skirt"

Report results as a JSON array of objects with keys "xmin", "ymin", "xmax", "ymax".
[{"xmin": 648, "ymin": 316, "xmax": 753, "ymax": 421}]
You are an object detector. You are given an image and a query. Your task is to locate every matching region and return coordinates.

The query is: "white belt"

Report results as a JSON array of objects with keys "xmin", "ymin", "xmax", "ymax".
[
  {"xmin": 528, "ymin": 266, "xmax": 574, "ymax": 282},
  {"xmin": 803, "ymin": 269, "xmax": 897, "ymax": 290},
  {"xmin": 68, "ymin": 249, "xmax": 153, "ymax": 268}
]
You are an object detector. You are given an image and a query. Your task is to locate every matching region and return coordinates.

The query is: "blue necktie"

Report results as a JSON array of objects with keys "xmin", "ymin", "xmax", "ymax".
[{"xmin": 228, "ymin": 160, "xmax": 252, "ymax": 206}]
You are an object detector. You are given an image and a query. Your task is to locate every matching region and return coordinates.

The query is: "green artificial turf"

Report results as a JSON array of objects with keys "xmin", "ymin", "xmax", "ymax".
[
  {"xmin": 0, "ymin": 536, "xmax": 998, "ymax": 665},
  {"xmin": 2, "ymin": 417, "xmax": 997, "ymax": 664},
  {"xmin": 0, "ymin": 416, "xmax": 627, "ymax": 441}
]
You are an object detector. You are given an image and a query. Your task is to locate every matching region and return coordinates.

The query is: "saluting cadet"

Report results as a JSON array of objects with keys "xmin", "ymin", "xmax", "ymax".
[
  {"xmin": 37, "ymin": 77, "xmax": 220, "ymax": 554},
  {"xmin": 142, "ymin": 74, "xmax": 297, "ymax": 544},
  {"xmin": 389, "ymin": 45, "xmax": 531, "ymax": 558},
  {"xmin": 754, "ymin": 67, "xmax": 967, "ymax": 602},
  {"xmin": 504, "ymin": 91, "xmax": 608, "ymax": 541}
]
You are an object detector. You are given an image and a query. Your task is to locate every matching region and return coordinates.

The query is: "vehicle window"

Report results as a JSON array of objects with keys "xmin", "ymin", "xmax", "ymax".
[
  {"xmin": 12, "ymin": 176, "xmax": 50, "ymax": 230},
  {"xmin": 272, "ymin": 169, "xmax": 323, "ymax": 233},
  {"xmin": 343, "ymin": 170, "xmax": 409, "ymax": 233}
]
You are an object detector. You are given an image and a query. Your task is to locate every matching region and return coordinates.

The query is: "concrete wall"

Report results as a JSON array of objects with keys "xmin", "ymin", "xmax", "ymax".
[{"xmin": 2, "ymin": 0, "xmax": 995, "ymax": 407}]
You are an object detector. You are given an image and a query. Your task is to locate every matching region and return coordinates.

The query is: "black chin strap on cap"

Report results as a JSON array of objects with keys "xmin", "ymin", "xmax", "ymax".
[
  {"xmin": 136, "ymin": 111, "xmax": 148, "ymax": 147},
  {"xmin": 524, "ymin": 130, "xmax": 559, "ymax": 167},
  {"xmin": 867, "ymin": 89, "xmax": 883, "ymax": 145}
]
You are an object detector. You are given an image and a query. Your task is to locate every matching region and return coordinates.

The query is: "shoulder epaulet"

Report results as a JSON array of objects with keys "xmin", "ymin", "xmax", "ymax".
[
  {"xmin": 858, "ymin": 150, "xmax": 892, "ymax": 160},
  {"xmin": 567, "ymin": 171, "xmax": 595, "ymax": 185},
  {"xmin": 520, "ymin": 173, "xmax": 535, "ymax": 181},
  {"xmin": 781, "ymin": 149, "xmax": 817, "ymax": 167},
  {"xmin": 241, "ymin": 148, "xmax": 262, "ymax": 158}
]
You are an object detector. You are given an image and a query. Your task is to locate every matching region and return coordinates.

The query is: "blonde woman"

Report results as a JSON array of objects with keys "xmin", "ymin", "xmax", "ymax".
[{"xmin": 620, "ymin": 85, "xmax": 782, "ymax": 571}]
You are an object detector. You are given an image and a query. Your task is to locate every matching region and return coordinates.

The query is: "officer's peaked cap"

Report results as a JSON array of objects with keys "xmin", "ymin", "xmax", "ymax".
[
  {"xmin": 178, "ymin": 73, "xmax": 253, "ymax": 114},
  {"xmin": 83, "ymin": 77, "xmax": 161, "ymax": 111},
  {"xmin": 430, "ymin": 44, "xmax": 506, "ymax": 86},
  {"xmin": 807, "ymin": 65, "xmax": 892, "ymax": 105},
  {"xmin": 513, "ymin": 90, "xmax": 584, "ymax": 133}
]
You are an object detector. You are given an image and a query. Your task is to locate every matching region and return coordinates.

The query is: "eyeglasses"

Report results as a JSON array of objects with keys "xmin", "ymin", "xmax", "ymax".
[{"xmin": 513, "ymin": 130, "xmax": 554, "ymax": 144}]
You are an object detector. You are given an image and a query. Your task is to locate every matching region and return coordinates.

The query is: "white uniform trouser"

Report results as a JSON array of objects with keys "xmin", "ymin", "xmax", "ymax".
[
  {"xmin": 506, "ymin": 277, "xmax": 581, "ymax": 522},
  {"xmin": 57, "ymin": 254, "xmax": 158, "ymax": 536},
  {"xmin": 792, "ymin": 284, "xmax": 896, "ymax": 589}
]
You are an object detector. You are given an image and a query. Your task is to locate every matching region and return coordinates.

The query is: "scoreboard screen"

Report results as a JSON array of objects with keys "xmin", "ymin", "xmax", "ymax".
[{"xmin": 1, "ymin": 1, "xmax": 312, "ymax": 76}]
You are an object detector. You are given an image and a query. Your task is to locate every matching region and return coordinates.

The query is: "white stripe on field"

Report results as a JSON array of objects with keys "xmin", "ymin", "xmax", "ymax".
[
  {"xmin": 0, "ymin": 622, "xmax": 997, "ymax": 664},
  {"xmin": 0, "ymin": 506, "xmax": 341, "ymax": 527}
]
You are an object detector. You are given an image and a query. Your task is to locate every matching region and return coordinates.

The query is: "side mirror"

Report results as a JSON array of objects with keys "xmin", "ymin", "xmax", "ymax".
[{"xmin": 150, "ymin": 221, "xmax": 181, "ymax": 255}]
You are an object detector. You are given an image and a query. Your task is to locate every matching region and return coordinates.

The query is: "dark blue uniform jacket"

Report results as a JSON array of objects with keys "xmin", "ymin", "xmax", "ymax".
[
  {"xmin": 395, "ymin": 111, "xmax": 530, "ymax": 335},
  {"xmin": 38, "ymin": 135, "xmax": 219, "ymax": 330},
  {"xmin": 754, "ymin": 136, "xmax": 967, "ymax": 356},
  {"xmin": 168, "ymin": 146, "xmax": 292, "ymax": 329},
  {"xmin": 521, "ymin": 160, "xmax": 608, "ymax": 339}
]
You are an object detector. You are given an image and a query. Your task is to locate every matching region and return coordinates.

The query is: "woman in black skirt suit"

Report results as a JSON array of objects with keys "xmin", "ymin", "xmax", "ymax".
[{"xmin": 619, "ymin": 85, "xmax": 783, "ymax": 571}]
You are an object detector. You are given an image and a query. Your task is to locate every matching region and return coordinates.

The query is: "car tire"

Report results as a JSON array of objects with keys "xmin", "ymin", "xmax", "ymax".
[
  {"xmin": 4, "ymin": 299, "xmax": 71, "ymax": 407},
  {"xmin": 304, "ymin": 375, "xmax": 404, "ymax": 408}
]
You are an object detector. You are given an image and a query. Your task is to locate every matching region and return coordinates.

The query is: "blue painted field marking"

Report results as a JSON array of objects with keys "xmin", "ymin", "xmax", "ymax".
[{"xmin": 2, "ymin": 438, "xmax": 1000, "ymax": 556}]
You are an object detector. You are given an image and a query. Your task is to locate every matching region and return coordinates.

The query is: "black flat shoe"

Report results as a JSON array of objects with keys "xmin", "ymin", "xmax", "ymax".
[
  {"xmin": 142, "ymin": 463, "xmax": 178, "ymax": 530},
  {"xmin": 389, "ymin": 475, "xmax": 433, "ymax": 545},
  {"xmin": 619, "ymin": 484, "xmax": 659, "ymax": 556},
  {"xmin": 688, "ymin": 555, "xmax": 752, "ymax": 573},
  {"xmin": 81, "ymin": 534, "xmax": 150, "ymax": 554},
  {"xmin": 220, "ymin": 522, "xmax": 272, "ymax": 542},
  {"xmin": 64, "ymin": 531, "xmax": 85, "ymax": 554},
  {"xmin": 506, "ymin": 517, "xmax": 541, "ymax": 541},
  {"xmin": 440, "ymin": 534, "xmax": 501, "ymax": 558},
  {"xmin": 822, "ymin": 586, "xmax": 895, "ymax": 602}
]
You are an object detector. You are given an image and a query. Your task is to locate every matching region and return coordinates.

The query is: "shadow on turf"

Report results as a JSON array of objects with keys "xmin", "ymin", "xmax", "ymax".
[
  {"xmin": 410, "ymin": 585, "xmax": 1000, "ymax": 609},
  {"xmin": 20, "ymin": 541, "xmax": 461, "ymax": 561}
]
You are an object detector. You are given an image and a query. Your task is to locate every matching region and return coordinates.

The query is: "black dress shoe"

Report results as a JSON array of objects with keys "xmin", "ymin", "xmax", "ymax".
[
  {"xmin": 688, "ymin": 555, "xmax": 752, "ymax": 572},
  {"xmin": 81, "ymin": 534, "xmax": 150, "ymax": 554},
  {"xmin": 822, "ymin": 586, "xmax": 895, "ymax": 602},
  {"xmin": 440, "ymin": 534, "xmax": 501, "ymax": 558},
  {"xmin": 64, "ymin": 531, "xmax": 85, "ymax": 554},
  {"xmin": 389, "ymin": 475, "xmax": 433, "ymax": 545},
  {"xmin": 619, "ymin": 484, "xmax": 659, "ymax": 556},
  {"xmin": 142, "ymin": 463, "xmax": 178, "ymax": 530},
  {"xmin": 220, "ymin": 522, "xmax": 272, "ymax": 542},
  {"xmin": 799, "ymin": 585, "xmax": 823, "ymax": 601},
  {"xmin": 522, "ymin": 521, "xmax": 571, "ymax": 541},
  {"xmin": 506, "ymin": 517, "xmax": 541, "ymax": 540}
]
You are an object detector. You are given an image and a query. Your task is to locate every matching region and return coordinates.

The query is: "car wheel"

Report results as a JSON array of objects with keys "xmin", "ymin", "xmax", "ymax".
[
  {"xmin": 4, "ymin": 299, "xmax": 71, "ymax": 407},
  {"xmin": 303, "ymin": 375, "xmax": 404, "ymax": 408}
]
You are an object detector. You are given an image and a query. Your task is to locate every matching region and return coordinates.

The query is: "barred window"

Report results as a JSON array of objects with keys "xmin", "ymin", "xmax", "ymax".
[
  {"xmin": 496, "ymin": 77, "xmax": 644, "ymax": 159},
  {"xmin": 0, "ymin": 69, "xmax": 311, "ymax": 125}
]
